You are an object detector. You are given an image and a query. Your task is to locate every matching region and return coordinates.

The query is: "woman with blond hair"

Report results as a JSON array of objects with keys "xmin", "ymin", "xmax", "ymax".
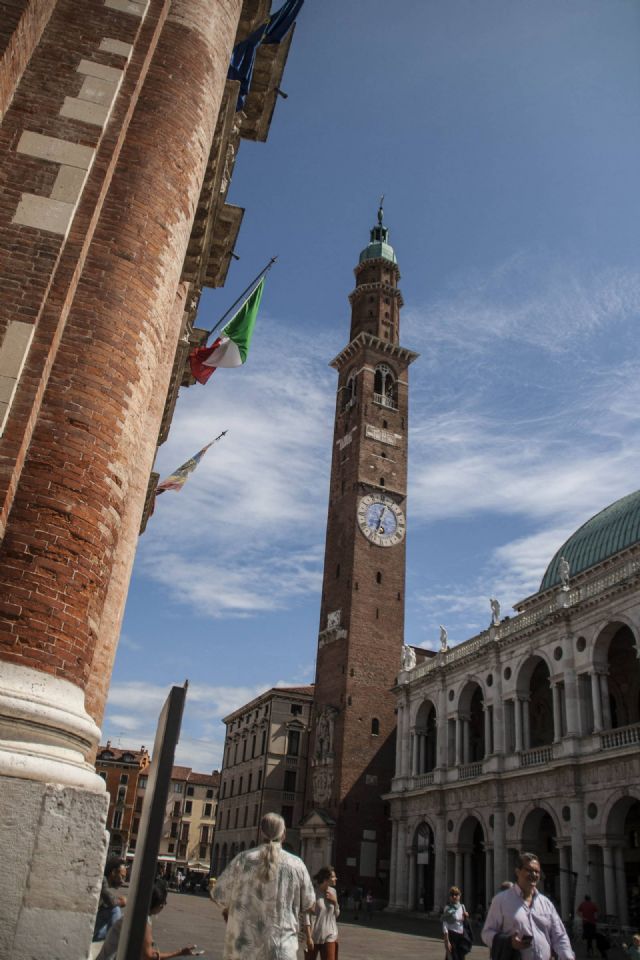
[
  {"xmin": 443, "ymin": 886, "xmax": 471, "ymax": 960},
  {"xmin": 212, "ymin": 812, "xmax": 315, "ymax": 960}
]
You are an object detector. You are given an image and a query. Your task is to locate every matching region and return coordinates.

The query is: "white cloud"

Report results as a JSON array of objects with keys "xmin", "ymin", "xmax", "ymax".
[
  {"xmin": 404, "ymin": 256, "xmax": 640, "ymax": 358},
  {"xmin": 103, "ymin": 677, "xmax": 312, "ymax": 770}
]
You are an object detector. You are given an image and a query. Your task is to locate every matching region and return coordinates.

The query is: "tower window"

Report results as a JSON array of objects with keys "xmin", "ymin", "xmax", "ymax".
[
  {"xmin": 374, "ymin": 364, "xmax": 397, "ymax": 408},
  {"xmin": 380, "ymin": 477, "xmax": 385, "ymax": 486},
  {"xmin": 382, "ymin": 420, "xmax": 388, "ymax": 428},
  {"xmin": 336, "ymin": 563, "xmax": 340, "ymax": 578},
  {"xmin": 376, "ymin": 608, "xmax": 379, "ymax": 619},
  {"xmin": 371, "ymin": 718, "xmax": 380, "ymax": 736},
  {"xmin": 376, "ymin": 572, "xmax": 382, "ymax": 584}
]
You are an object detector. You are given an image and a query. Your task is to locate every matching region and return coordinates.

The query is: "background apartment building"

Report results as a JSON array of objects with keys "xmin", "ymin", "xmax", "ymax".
[
  {"xmin": 97, "ymin": 749, "xmax": 219, "ymax": 877},
  {"xmin": 157, "ymin": 767, "xmax": 220, "ymax": 876},
  {"xmin": 95, "ymin": 743, "xmax": 150, "ymax": 860},
  {"xmin": 212, "ymin": 685, "xmax": 313, "ymax": 875}
]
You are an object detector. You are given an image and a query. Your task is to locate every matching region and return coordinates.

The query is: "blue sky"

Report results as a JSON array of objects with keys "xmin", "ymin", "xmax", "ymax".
[{"xmin": 103, "ymin": 0, "xmax": 640, "ymax": 771}]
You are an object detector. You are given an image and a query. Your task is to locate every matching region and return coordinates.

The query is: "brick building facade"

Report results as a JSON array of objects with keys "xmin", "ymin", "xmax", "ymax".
[
  {"xmin": 0, "ymin": 2, "xmax": 300, "ymax": 956},
  {"xmin": 301, "ymin": 207, "xmax": 418, "ymax": 895},
  {"xmin": 95, "ymin": 741, "xmax": 150, "ymax": 859}
]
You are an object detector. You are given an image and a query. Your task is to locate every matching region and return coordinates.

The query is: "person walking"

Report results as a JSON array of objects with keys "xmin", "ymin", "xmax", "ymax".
[
  {"xmin": 443, "ymin": 886, "xmax": 471, "ymax": 960},
  {"xmin": 482, "ymin": 852, "xmax": 574, "ymax": 960},
  {"xmin": 212, "ymin": 812, "xmax": 315, "ymax": 960},
  {"xmin": 577, "ymin": 895, "xmax": 599, "ymax": 957},
  {"xmin": 304, "ymin": 866, "xmax": 340, "ymax": 960}
]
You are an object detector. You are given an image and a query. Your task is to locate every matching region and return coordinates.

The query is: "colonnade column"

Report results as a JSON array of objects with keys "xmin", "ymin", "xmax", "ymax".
[
  {"xmin": 484, "ymin": 705, "xmax": 492, "ymax": 756},
  {"xmin": 437, "ymin": 684, "xmax": 447, "ymax": 769},
  {"xmin": 412, "ymin": 730, "xmax": 420, "ymax": 776},
  {"xmin": 394, "ymin": 706, "xmax": 404, "ymax": 777},
  {"xmin": 461, "ymin": 713, "xmax": 469, "ymax": 764},
  {"xmin": 493, "ymin": 807, "xmax": 507, "ymax": 889},
  {"xmin": 419, "ymin": 734, "xmax": 427, "ymax": 774},
  {"xmin": 396, "ymin": 831, "xmax": 409, "ymax": 908},
  {"xmin": 590, "ymin": 672, "xmax": 603, "ymax": 732},
  {"xmin": 564, "ymin": 667, "xmax": 581, "ymax": 736},
  {"xmin": 599, "ymin": 673, "xmax": 612, "ymax": 729},
  {"xmin": 614, "ymin": 846, "xmax": 629, "ymax": 924},
  {"xmin": 569, "ymin": 799, "xmax": 586, "ymax": 916},
  {"xmin": 602, "ymin": 845, "xmax": 616, "ymax": 915},
  {"xmin": 389, "ymin": 821, "xmax": 399, "ymax": 906},
  {"xmin": 454, "ymin": 850, "xmax": 463, "ymax": 887},
  {"xmin": 514, "ymin": 699, "xmax": 523, "ymax": 751},
  {"xmin": 522, "ymin": 698, "xmax": 531, "ymax": 750},
  {"xmin": 455, "ymin": 717, "xmax": 462, "ymax": 766},
  {"xmin": 559, "ymin": 845, "xmax": 571, "ymax": 920},
  {"xmin": 552, "ymin": 683, "xmax": 562, "ymax": 741},
  {"xmin": 407, "ymin": 846, "xmax": 416, "ymax": 911},
  {"xmin": 463, "ymin": 851, "xmax": 472, "ymax": 905},
  {"xmin": 485, "ymin": 848, "xmax": 494, "ymax": 908},
  {"xmin": 402, "ymin": 702, "xmax": 412, "ymax": 777},
  {"xmin": 435, "ymin": 815, "xmax": 448, "ymax": 913}
]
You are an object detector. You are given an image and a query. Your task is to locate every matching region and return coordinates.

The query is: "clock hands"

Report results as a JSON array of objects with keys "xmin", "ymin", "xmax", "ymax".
[{"xmin": 377, "ymin": 504, "xmax": 387, "ymax": 534}]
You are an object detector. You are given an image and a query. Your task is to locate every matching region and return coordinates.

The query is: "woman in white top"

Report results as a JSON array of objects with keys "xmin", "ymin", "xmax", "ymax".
[
  {"xmin": 305, "ymin": 866, "xmax": 340, "ymax": 960},
  {"xmin": 442, "ymin": 885, "xmax": 470, "ymax": 960}
]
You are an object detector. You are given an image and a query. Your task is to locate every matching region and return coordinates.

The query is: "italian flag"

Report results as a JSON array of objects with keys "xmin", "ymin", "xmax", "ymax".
[{"xmin": 189, "ymin": 277, "xmax": 265, "ymax": 385}]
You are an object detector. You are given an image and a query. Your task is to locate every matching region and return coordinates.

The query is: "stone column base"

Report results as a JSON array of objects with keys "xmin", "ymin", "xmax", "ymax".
[
  {"xmin": 0, "ymin": 662, "xmax": 109, "ymax": 958},
  {"xmin": 0, "ymin": 776, "xmax": 109, "ymax": 959}
]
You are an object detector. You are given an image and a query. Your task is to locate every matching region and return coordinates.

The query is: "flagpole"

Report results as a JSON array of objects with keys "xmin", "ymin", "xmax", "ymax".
[{"xmin": 203, "ymin": 256, "xmax": 277, "ymax": 338}]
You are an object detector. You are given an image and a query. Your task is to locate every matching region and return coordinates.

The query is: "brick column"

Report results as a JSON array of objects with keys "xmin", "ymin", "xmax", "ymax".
[{"xmin": 0, "ymin": 0, "xmax": 243, "ymax": 957}]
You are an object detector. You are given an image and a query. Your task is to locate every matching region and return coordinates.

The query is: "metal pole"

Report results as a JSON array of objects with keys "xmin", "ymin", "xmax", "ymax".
[{"xmin": 204, "ymin": 256, "xmax": 277, "ymax": 337}]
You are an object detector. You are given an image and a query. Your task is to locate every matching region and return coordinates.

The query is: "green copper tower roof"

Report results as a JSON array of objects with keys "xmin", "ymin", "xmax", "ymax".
[
  {"xmin": 359, "ymin": 197, "xmax": 397, "ymax": 265},
  {"xmin": 540, "ymin": 489, "xmax": 640, "ymax": 591}
]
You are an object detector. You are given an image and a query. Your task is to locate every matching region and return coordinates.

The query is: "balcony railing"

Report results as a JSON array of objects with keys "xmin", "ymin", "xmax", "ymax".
[
  {"xmin": 282, "ymin": 791, "xmax": 296, "ymax": 802},
  {"xmin": 520, "ymin": 745, "xmax": 553, "ymax": 767},
  {"xmin": 413, "ymin": 772, "xmax": 435, "ymax": 788},
  {"xmin": 285, "ymin": 756, "xmax": 298, "ymax": 768},
  {"xmin": 458, "ymin": 762, "xmax": 483, "ymax": 780},
  {"xmin": 601, "ymin": 722, "xmax": 640, "ymax": 750},
  {"xmin": 373, "ymin": 393, "xmax": 397, "ymax": 410}
]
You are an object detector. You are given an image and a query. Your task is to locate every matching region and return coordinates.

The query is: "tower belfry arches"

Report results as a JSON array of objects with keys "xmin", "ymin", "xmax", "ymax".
[{"xmin": 300, "ymin": 205, "xmax": 418, "ymax": 896}]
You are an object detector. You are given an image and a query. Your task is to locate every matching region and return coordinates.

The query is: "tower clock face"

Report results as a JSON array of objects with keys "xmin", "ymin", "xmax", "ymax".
[{"xmin": 357, "ymin": 493, "xmax": 405, "ymax": 546}]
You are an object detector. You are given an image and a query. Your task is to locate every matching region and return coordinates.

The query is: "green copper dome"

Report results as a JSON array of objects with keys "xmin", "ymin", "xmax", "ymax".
[
  {"xmin": 359, "ymin": 198, "xmax": 397, "ymax": 265},
  {"xmin": 540, "ymin": 489, "xmax": 640, "ymax": 591}
]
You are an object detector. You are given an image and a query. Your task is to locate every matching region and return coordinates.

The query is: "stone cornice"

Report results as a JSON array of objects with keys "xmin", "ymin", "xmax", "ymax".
[
  {"xmin": 408, "ymin": 556, "xmax": 640, "ymax": 686},
  {"xmin": 330, "ymin": 332, "xmax": 419, "ymax": 371},
  {"xmin": 349, "ymin": 282, "xmax": 404, "ymax": 308}
]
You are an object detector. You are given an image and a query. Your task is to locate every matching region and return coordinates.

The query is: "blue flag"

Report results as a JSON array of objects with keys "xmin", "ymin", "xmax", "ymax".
[
  {"xmin": 263, "ymin": 0, "xmax": 305, "ymax": 44},
  {"xmin": 228, "ymin": 0, "xmax": 305, "ymax": 110}
]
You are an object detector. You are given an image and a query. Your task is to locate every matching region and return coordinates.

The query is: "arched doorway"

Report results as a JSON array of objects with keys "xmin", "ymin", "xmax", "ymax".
[
  {"xmin": 521, "ymin": 809, "xmax": 559, "ymax": 905},
  {"xmin": 414, "ymin": 821, "xmax": 436, "ymax": 911},
  {"xmin": 415, "ymin": 700, "xmax": 437, "ymax": 773},
  {"xmin": 458, "ymin": 682, "xmax": 485, "ymax": 763},
  {"xmin": 605, "ymin": 796, "xmax": 640, "ymax": 924},
  {"xmin": 517, "ymin": 656, "xmax": 553, "ymax": 749},
  {"xmin": 459, "ymin": 816, "xmax": 486, "ymax": 913},
  {"xmin": 606, "ymin": 626, "xmax": 640, "ymax": 728}
]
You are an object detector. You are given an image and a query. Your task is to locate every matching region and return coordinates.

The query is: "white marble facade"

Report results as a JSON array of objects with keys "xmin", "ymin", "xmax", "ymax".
[{"xmin": 387, "ymin": 549, "xmax": 640, "ymax": 927}]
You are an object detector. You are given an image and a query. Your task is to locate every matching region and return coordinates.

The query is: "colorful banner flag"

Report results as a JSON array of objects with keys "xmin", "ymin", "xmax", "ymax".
[
  {"xmin": 156, "ymin": 433, "xmax": 227, "ymax": 495},
  {"xmin": 189, "ymin": 277, "xmax": 265, "ymax": 385}
]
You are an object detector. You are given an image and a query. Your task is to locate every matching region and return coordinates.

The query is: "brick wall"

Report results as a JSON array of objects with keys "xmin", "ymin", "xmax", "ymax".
[{"xmin": 0, "ymin": 0, "xmax": 242, "ymax": 698}]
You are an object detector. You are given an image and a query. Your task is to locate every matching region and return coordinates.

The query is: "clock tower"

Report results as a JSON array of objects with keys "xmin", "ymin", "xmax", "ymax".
[{"xmin": 301, "ymin": 204, "xmax": 418, "ymax": 892}]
